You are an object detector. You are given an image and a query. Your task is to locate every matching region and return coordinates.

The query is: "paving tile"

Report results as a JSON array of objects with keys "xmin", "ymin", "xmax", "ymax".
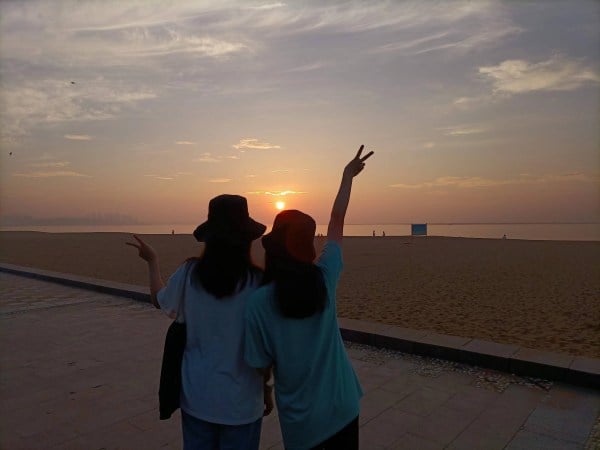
[
  {"xmin": 355, "ymin": 363, "xmax": 401, "ymax": 392},
  {"xmin": 358, "ymin": 407, "xmax": 422, "ymax": 448},
  {"xmin": 393, "ymin": 386, "xmax": 454, "ymax": 417},
  {"xmin": 407, "ymin": 405, "xmax": 478, "ymax": 445},
  {"xmin": 448, "ymin": 384, "xmax": 546, "ymax": 449},
  {"xmin": 359, "ymin": 387, "xmax": 409, "ymax": 425},
  {"xmin": 1, "ymin": 272, "xmax": 599, "ymax": 450},
  {"xmin": 389, "ymin": 432, "xmax": 445, "ymax": 449},
  {"xmin": 419, "ymin": 370, "xmax": 476, "ymax": 393},
  {"xmin": 522, "ymin": 383, "xmax": 600, "ymax": 445},
  {"xmin": 377, "ymin": 374, "xmax": 423, "ymax": 404},
  {"xmin": 505, "ymin": 430, "xmax": 584, "ymax": 450},
  {"xmin": 442, "ymin": 385, "xmax": 500, "ymax": 416}
]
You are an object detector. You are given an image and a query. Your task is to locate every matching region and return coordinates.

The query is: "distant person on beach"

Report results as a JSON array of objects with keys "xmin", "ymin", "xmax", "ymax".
[
  {"xmin": 382, "ymin": 230, "xmax": 386, "ymax": 237},
  {"xmin": 244, "ymin": 146, "xmax": 373, "ymax": 450},
  {"xmin": 127, "ymin": 195, "xmax": 272, "ymax": 449}
]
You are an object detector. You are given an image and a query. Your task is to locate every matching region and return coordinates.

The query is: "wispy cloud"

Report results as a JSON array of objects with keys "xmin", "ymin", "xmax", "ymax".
[
  {"xmin": 233, "ymin": 138, "xmax": 281, "ymax": 150},
  {"xmin": 285, "ymin": 61, "xmax": 328, "ymax": 73},
  {"xmin": 1, "ymin": 79, "xmax": 157, "ymax": 143},
  {"xmin": 452, "ymin": 95, "xmax": 492, "ymax": 107},
  {"xmin": 145, "ymin": 174, "xmax": 175, "ymax": 181},
  {"xmin": 194, "ymin": 152, "xmax": 220, "ymax": 163},
  {"xmin": 175, "ymin": 140, "xmax": 196, "ymax": 145},
  {"xmin": 246, "ymin": 3, "xmax": 286, "ymax": 11},
  {"xmin": 369, "ymin": 5, "xmax": 520, "ymax": 56},
  {"xmin": 119, "ymin": 33, "xmax": 247, "ymax": 58},
  {"xmin": 30, "ymin": 161, "xmax": 71, "ymax": 168},
  {"xmin": 439, "ymin": 126, "xmax": 487, "ymax": 136},
  {"xmin": 479, "ymin": 55, "xmax": 600, "ymax": 94},
  {"xmin": 145, "ymin": 172, "xmax": 192, "ymax": 180},
  {"xmin": 390, "ymin": 173, "xmax": 598, "ymax": 189},
  {"xmin": 13, "ymin": 171, "xmax": 91, "ymax": 178},
  {"xmin": 208, "ymin": 178, "xmax": 231, "ymax": 183},
  {"xmin": 64, "ymin": 134, "xmax": 92, "ymax": 141}
]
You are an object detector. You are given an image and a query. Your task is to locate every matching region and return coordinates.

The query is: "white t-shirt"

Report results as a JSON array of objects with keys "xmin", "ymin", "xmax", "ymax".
[{"xmin": 157, "ymin": 261, "xmax": 263, "ymax": 425}]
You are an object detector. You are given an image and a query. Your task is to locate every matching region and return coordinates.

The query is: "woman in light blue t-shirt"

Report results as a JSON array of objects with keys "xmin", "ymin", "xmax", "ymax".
[
  {"xmin": 128, "ymin": 194, "xmax": 274, "ymax": 450},
  {"xmin": 245, "ymin": 147, "xmax": 374, "ymax": 450}
]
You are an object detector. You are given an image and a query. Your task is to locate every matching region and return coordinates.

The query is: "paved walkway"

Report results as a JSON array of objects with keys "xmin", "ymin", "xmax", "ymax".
[{"xmin": 0, "ymin": 272, "xmax": 598, "ymax": 449}]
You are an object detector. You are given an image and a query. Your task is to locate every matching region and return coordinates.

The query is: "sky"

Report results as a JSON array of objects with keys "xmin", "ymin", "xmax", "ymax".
[{"xmin": 1, "ymin": 0, "xmax": 599, "ymax": 226}]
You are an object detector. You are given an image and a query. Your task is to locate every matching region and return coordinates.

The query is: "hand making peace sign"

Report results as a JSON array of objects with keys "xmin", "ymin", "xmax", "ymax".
[{"xmin": 343, "ymin": 144, "xmax": 374, "ymax": 178}]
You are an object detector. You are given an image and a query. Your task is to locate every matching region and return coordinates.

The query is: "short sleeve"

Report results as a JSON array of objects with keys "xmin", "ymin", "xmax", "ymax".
[
  {"xmin": 244, "ymin": 294, "xmax": 273, "ymax": 369},
  {"xmin": 157, "ymin": 261, "xmax": 193, "ymax": 319},
  {"xmin": 316, "ymin": 240, "xmax": 343, "ymax": 294}
]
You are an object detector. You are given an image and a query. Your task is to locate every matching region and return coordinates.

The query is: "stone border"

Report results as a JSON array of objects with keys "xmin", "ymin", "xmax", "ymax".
[
  {"xmin": 1, "ymin": 262, "xmax": 598, "ymax": 389},
  {"xmin": 337, "ymin": 318, "xmax": 599, "ymax": 389},
  {"xmin": 0, "ymin": 263, "xmax": 150, "ymax": 302}
]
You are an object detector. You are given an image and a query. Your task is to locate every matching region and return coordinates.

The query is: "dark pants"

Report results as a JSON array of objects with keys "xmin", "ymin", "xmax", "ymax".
[
  {"xmin": 181, "ymin": 410, "xmax": 262, "ymax": 450},
  {"xmin": 309, "ymin": 416, "xmax": 359, "ymax": 450}
]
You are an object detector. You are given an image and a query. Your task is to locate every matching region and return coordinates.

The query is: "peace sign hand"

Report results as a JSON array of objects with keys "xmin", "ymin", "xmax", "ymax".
[
  {"xmin": 126, "ymin": 234, "xmax": 158, "ymax": 263},
  {"xmin": 343, "ymin": 144, "xmax": 374, "ymax": 178}
]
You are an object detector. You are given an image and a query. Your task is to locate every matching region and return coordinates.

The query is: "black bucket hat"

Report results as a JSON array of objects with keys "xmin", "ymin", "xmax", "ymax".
[{"xmin": 193, "ymin": 194, "xmax": 266, "ymax": 243}]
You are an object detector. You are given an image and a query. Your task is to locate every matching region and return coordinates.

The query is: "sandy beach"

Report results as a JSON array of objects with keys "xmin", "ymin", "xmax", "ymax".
[{"xmin": 1, "ymin": 231, "xmax": 598, "ymax": 358}]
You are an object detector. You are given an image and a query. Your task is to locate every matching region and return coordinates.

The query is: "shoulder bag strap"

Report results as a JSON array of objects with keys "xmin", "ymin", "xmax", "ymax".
[{"xmin": 175, "ymin": 262, "xmax": 192, "ymax": 323}]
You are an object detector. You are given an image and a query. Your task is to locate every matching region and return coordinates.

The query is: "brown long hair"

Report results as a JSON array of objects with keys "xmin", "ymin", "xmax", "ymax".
[{"xmin": 188, "ymin": 237, "xmax": 262, "ymax": 298}]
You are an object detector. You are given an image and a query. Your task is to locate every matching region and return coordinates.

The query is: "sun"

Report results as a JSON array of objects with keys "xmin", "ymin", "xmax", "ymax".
[{"xmin": 275, "ymin": 201, "xmax": 285, "ymax": 210}]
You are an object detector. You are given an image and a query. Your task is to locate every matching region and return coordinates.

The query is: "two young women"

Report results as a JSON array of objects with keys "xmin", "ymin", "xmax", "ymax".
[{"xmin": 129, "ymin": 146, "xmax": 373, "ymax": 449}]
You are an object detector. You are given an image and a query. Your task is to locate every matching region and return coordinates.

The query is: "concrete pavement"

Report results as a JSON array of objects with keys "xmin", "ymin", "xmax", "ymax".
[{"xmin": 0, "ymin": 272, "xmax": 598, "ymax": 449}]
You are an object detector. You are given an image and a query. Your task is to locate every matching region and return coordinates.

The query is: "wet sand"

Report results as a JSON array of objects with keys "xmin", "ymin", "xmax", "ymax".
[{"xmin": 1, "ymin": 231, "xmax": 598, "ymax": 358}]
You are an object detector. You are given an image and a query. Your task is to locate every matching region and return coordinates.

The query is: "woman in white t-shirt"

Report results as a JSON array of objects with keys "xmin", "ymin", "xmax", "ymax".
[{"xmin": 127, "ymin": 194, "xmax": 273, "ymax": 450}]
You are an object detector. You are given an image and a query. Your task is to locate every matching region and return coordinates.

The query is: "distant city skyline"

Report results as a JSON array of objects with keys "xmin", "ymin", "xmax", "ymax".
[{"xmin": 1, "ymin": 0, "xmax": 598, "ymax": 226}]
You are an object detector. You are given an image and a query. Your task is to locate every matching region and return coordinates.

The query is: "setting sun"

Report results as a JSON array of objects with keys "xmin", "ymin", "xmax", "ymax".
[{"xmin": 275, "ymin": 201, "xmax": 285, "ymax": 210}]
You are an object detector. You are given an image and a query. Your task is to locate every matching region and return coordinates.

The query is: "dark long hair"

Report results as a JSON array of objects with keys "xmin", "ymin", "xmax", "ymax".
[
  {"xmin": 188, "ymin": 237, "xmax": 261, "ymax": 298},
  {"xmin": 263, "ymin": 252, "xmax": 327, "ymax": 318}
]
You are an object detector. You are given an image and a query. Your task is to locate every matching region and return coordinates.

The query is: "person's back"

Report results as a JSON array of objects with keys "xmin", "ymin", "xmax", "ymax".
[
  {"xmin": 245, "ymin": 239, "xmax": 362, "ymax": 448},
  {"xmin": 128, "ymin": 194, "xmax": 272, "ymax": 449},
  {"xmin": 159, "ymin": 260, "xmax": 263, "ymax": 424},
  {"xmin": 245, "ymin": 147, "xmax": 374, "ymax": 450}
]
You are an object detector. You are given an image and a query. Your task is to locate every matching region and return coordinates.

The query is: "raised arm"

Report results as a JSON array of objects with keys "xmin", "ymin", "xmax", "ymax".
[
  {"xmin": 126, "ymin": 234, "xmax": 165, "ymax": 308},
  {"xmin": 327, "ymin": 145, "xmax": 374, "ymax": 244}
]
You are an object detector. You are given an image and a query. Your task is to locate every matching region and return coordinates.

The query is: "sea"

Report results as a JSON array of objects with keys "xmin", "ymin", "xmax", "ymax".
[{"xmin": 1, "ymin": 223, "xmax": 599, "ymax": 241}]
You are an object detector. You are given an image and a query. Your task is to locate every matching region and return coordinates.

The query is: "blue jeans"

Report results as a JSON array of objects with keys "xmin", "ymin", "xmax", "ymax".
[{"xmin": 181, "ymin": 411, "xmax": 262, "ymax": 450}]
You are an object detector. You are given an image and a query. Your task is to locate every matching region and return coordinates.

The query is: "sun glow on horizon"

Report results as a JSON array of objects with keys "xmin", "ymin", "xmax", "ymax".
[{"xmin": 275, "ymin": 201, "xmax": 285, "ymax": 210}]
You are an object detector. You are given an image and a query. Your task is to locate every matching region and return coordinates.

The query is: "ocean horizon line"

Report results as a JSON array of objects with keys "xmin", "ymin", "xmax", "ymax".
[{"xmin": 1, "ymin": 223, "xmax": 599, "ymax": 242}]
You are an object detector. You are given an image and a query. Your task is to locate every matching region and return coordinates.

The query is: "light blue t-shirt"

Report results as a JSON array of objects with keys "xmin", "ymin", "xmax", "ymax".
[
  {"xmin": 244, "ymin": 241, "xmax": 363, "ymax": 449},
  {"xmin": 157, "ymin": 261, "xmax": 263, "ymax": 425}
]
